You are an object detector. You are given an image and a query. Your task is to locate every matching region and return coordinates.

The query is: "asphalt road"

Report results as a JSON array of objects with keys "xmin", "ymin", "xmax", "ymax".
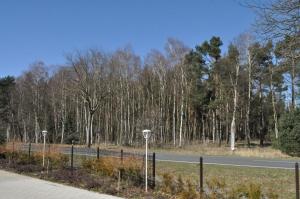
[
  {"xmin": 21, "ymin": 144, "xmax": 298, "ymax": 170},
  {"xmin": 0, "ymin": 170, "xmax": 122, "ymax": 199},
  {"xmin": 155, "ymin": 153, "xmax": 298, "ymax": 169}
]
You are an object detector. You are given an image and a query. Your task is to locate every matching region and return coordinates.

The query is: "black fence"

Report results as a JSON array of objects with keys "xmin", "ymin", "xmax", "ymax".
[
  {"xmin": 19, "ymin": 143, "xmax": 156, "ymax": 189},
  {"xmin": 5, "ymin": 142, "xmax": 300, "ymax": 198}
]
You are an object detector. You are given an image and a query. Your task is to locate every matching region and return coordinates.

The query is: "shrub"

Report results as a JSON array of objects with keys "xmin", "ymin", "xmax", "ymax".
[
  {"xmin": 82, "ymin": 156, "xmax": 143, "ymax": 185},
  {"xmin": 161, "ymin": 173, "xmax": 176, "ymax": 194},
  {"xmin": 0, "ymin": 133, "xmax": 5, "ymax": 145},
  {"xmin": 0, "ymin": 146, "xmax": 8, "ymax": 159},
  {"xmin": 47, "ymin": 153, "xmax": 69, "ymax": 169},
  {"xmin": 247, "ymin": 183, "xmax": 262, "ymax": 199},
  {"xmin": 177, "ymin": 180, "xmax": 198, "ymax": 199},
  {"xmin": 120, "ymin": 157, "xmax": 143, "ymax": 184},
  {"xmin": 278, "ymin": 109, "xmax": 300, "ymax": 156},
  {"xmin": 266, "ymin": 187, "xmax": 279, "ymax": 199},
  {"xmin": 206, "ymin": 177, "xmax": 227, "ymax": 199},
  {"xmin": 229, "ymin": 183, "xmax": 262, "ymax": 199},
  {"xmin": 15, "ymin": 153, "xmax": 31, "ymax": 165},
  {"xmin": 82, "ymin": 158, "xmax": 116, "ymax": 176},
  {"xmin": 176, "ymin": 175, "xmax": 185, "ymax": 193}
]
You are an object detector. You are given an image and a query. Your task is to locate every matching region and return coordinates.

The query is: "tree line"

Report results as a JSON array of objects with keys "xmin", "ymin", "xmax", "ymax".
[{"xmin": 0, "ymin": 0, "xmax": 299, "ymax": 149}]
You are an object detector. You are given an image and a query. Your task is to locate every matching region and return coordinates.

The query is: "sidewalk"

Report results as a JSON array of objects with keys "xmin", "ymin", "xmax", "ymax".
[{"xmin": 0, "ymin": 170, "xmax": 123, "ymax": 199}]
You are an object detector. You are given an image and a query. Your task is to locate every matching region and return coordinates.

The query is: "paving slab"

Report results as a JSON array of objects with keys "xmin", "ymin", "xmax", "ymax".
[{"xmin": 0, "ymin": 170, "xmax": 123, "ymax": 199}]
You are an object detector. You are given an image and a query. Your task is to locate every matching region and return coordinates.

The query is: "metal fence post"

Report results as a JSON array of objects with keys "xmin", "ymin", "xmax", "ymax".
[
  {"xmin": 200, "ymin": 156, "xmax": 203, "ymax": 197},
  {"xmin": 121, "ymin": 149, "xmax": 123, "ymax": 163},
  {"xmin": 28, "ymin": 142, "xmax": 31, "ymax": 161},
  {"xmin": 71, "ymin": 142, "xmax": 74, "ymax": 170},
  {"xmin": 97, "ymin": 147, "xmax": 100, "ymax": 159},
  {"xmin": 152, "ymin": 152, "xmax": 156, "ymax": 188},
  {"xmin": 296, "ymin": 162, "xmax": 299, "ymax": 199},
  {"xmin": 120, "ymin": 149, "xmax": 124, "ymax": 180}
]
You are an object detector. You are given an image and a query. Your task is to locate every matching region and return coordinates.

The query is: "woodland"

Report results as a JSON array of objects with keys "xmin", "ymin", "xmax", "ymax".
[{"xmin": 0, "ymin": 0, "xmax": 299, "ymax": 151}]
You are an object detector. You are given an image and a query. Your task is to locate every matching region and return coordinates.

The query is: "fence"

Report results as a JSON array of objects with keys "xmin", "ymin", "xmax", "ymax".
[
  {"xmin": 2, "ymin": 142, "xmax": 300, "ymax": 198},
  {"xmin": 5, "ymin": 142, "xmax": 156, "ymax": 189}
]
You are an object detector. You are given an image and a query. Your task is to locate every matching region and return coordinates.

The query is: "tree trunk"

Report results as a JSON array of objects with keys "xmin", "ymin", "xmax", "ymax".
[
  {"xmin": 34, "ymin": 111, "xmax": 39, "ymax": 144},
  {"xmin": 6, "ymin": 125, "xmax": 10, "ymax": 143},
  {"xmin": 179, "ymin": 91, "xmax": 184, "ymax": 147},
  {"xmin": 212, "ymin": 111, "xmax": 216, "ymax": 143},
  {"xmin": 246, "ymin": 54, "xmax": 252, "ymax": 147},
  {"xmin": 226, "ymin": 103, "xmax": 229, "ymax": 144},
  {"xmin": 230, "ymin": 62, "xmax": 240, "ymax": 151},
  {"xmin": 291, "ymin": 56, "xmax": 296, "ymax": 110},
  {"xmin": 270, "ymin": 65, "xmax": 279, "ymax": 139},
  {"xmin": 173, "ymin": 85, "xmax": 176, "ymax": 146}
]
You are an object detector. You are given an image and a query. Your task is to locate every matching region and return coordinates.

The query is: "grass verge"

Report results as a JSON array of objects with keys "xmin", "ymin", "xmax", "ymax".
[{"xmin": 156, "ymin": 161, "xmax": 295, "ymax": 199}]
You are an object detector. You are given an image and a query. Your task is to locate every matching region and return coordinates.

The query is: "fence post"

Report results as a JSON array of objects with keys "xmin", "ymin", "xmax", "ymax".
[
  {"xmin": 296, "ymin": 162, "xmax": 299, "ymax": 199},
  {"xmin": 200, "ymin": 156, "xmax": 203, "ymax": 197},
  {"xmin": 120, "ymin": 149, "xmax": 124, "ymax": 180},
  {"xmin": 121, "ymin": 149, "xmax": 123, "ymax": 163},
  {"xmin": 97, "ymin": 147, "xmax": 100, "ymax": 159},
  {"xmin": 71, "ymin": 141, "xmax": 74, "ymax": 170},
  {"xmin": 152, "ymin": 152, "xmax": 156, "ymax": 188},
  {"xmin": 28, "ymin": 142, "xmax": 31, "ymax": 161}
]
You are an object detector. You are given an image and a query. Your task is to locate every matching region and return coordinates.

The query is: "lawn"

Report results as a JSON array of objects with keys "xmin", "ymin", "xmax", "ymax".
[{"xmin": 156, "ymin": 161, "xmax": 295, "ymax": 199}]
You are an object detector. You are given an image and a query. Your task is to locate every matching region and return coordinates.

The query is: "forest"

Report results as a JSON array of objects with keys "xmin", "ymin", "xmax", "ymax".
[{"xmin": 0, "ymin": 0, "xmax": 299, "ymax": 150}]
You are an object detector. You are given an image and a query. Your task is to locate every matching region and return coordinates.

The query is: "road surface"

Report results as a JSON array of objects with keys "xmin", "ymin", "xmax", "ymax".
[
  {"xmin": 0, "ymin": 170, "xmax": 122, "ymax": 199},
  {"xmin": 21, "ymin": 144, "xmax": 299, "ymax": 169},
  {"xmin": 156, "ymin": 153, "xmax": 298, "ymax": 169}
]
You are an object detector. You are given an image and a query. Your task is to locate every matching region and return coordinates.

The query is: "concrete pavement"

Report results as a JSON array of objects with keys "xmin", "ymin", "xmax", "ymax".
[{"xmin": 0, "ymin": 170, "xmax": 123, "ymax": 199}]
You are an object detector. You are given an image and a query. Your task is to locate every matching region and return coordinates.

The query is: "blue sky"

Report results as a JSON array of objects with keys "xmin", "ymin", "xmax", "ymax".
[{"xmin": 0, "ymin": 0, "xmax": 255, "ymax": 77}]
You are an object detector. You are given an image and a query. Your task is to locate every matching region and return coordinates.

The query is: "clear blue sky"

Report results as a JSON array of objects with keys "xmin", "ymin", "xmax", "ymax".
[{"xmin": 0, "ymin": 0, "xmax": 255, "ymax": 77}]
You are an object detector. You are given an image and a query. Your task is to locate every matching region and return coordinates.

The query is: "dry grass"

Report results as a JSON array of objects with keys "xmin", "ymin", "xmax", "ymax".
[
  {"xmin": 92, "ymin": 141, "xmax": 293, "ymax": 159},
  {"xmin": 4, "ymin": 141, "xmax": 295, "ymax": 160},
  {"xmin": 166, "ymin": 143, "xmax": 292, "ymax": 159},
  {"xmin": 81, "ymin": 156, "xmax": 144, "ymax": 179},
  {"xmin": 4, "ymin": 142, "xmax": 24, "ymax": 152},
  {"xmin": 157, "ymin": 161, "xmax": 295, "ymax": 199}
]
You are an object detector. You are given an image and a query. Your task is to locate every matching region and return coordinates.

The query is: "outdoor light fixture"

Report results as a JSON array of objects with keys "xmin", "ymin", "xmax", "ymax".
[
  {"xmin": 42, "ymin": 130, "xmax": 48, "ymax": 167},
  {"xmin": 142, "ymin": 129, "xmax": 151, "ymax": 192}
]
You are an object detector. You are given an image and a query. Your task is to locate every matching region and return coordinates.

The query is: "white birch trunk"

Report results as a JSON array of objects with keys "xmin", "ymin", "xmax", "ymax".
[
  {"xmin": 173, "ymin": 85, "xmax": 176, "ymax": 146},
  {"xmin": 230, "ymin": 62, "xmax": 240, "ymax": 151}
]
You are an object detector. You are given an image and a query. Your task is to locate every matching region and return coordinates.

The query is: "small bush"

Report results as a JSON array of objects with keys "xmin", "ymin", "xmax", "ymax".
[
  {"xmin": 177, "ymin": 180, "xmax": 198, "ymax": 199},
  {"xmin": 0, "ymin": 133, "xmax": 6, "ymax": 145},
  {"xmin": 278, "ymin": 109, "xmax": 300, "ymax": 156},
  {"xmin": 266, "ymin": 187, "xmax": 279, "ymax": 199},
  {"xmin": 0, "ymin": 146, "xmax": 7, "ymax": 159},
  {"xmin": 206, "ymin": 177, "xmax": 226, "ymax": 198},
  {"xmin": 229, "ymin": 182, "xmax": 263, "ymax": 199},
  {"xmin": 120, "ymin": 157, "xmax": 143, "ymax": 184},
  {"xmin": 176, "ymin": 175, "xmax": 185, "ymax": 193},
  {"xmin": 48, "ymin": 153, "xmax": 68, "ymax": 169},
  {"xmin": 82, "ymin": 158, "xmax": 116, "ymax": 176},
  {"xmin": 15, "ymin": 153, "xmax": 31, "ymax": 165},
  {"xmin": 82, "ymin": 156, "xmax": 144, "ymax": 186},
  {"xmin": 161, "ymin": 173, "xmax": 176, "ymax": 194}
]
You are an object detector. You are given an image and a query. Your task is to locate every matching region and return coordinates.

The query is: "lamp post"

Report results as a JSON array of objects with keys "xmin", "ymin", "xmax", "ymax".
[
  {"xmin": 142, "ymin": 129, "xmax": 151, "ymax": 192},
  {"xmin": 42, "ymin": 130, "xmax": 47, "ymax": 167}
]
